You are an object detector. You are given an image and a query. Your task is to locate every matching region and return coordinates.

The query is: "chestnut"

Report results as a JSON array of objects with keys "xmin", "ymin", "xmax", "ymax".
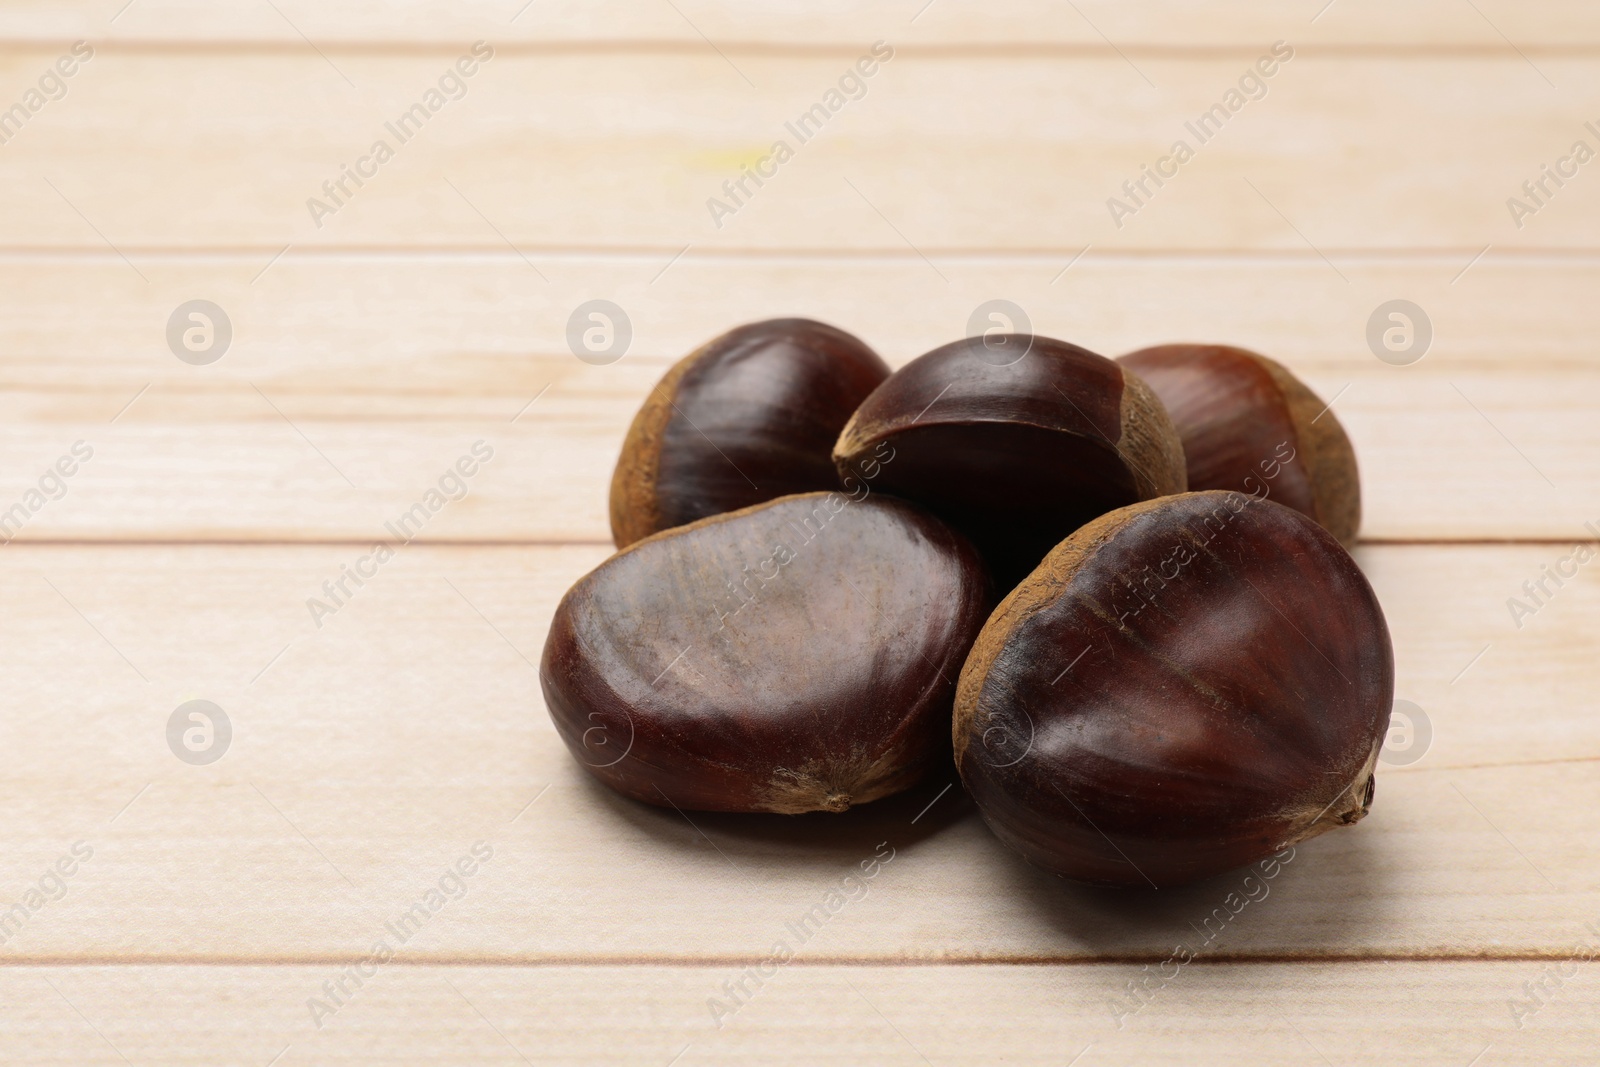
[
  {"xmin": 609, "ymin": 318, "xmax": 890, "ymax": 547},
  {"xmin": 542, "ymin": 491, "xmax": 990, "ymax": 814},
  {"xmin": 1118, "ymin": 344, "xmax": 1361, "ymax": 546},
  {"xmin": 832, "ymin": 335, "xmax": 1186, "ymax": 588},
  {"xmin": 953, "ymin": 490, "xmax": 1393, "ymax": 888}
]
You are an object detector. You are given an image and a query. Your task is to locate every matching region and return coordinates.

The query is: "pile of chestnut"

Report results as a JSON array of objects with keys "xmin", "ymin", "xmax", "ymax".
[{"xmin": 541, "ymin": 320, "xmax": 1393, "ymax": 888}]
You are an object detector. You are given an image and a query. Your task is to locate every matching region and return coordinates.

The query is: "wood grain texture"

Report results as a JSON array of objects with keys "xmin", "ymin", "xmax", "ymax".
[
  {"xmin": 0, "ymin": 6, "xmax": 1590, "ymax": 1060},
  {"xmin": 0, "ymin": 257, "xmax": 1592, "ymax": 543},
  {"xmin": 0, "ymin": 367, "xmax": 1592, "ymax": 540},
  {"xmin": 0, "ymin": 544, "xmax": 1592, "ymax": 964},
  {"xmin": 0, "ymin": 962, "xmax": 1593, "ymax": 1065},
  {"xmin": 0, "ymin": 50, "xmax": 1595, "ymax": 252}
]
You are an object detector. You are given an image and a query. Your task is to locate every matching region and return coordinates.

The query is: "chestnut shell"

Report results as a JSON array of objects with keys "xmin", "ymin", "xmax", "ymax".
[
  {"xmin": 954, "ymin": 491, "xmax": 1393, "ymax": 888},
  {"xmin": 544, "ymin": 492, "xmax": 991, "ymax": 814},
  {"xmin": 610, "ymin": 318, "xmax": 890, "ymax": 547},
  {"xmin": 833, "ymin": 335, "xmax": 1186, "ymax": 588},
  {"xmin": 1118, "ymin": 344, "xmax": 1361, "ymax": 547}
]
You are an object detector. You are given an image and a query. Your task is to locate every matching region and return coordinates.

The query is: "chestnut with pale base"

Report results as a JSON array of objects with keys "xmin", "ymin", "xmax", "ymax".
[
  {"xmin": 1119, "ymin": 344, "xmax": 1361, "ymax": 547},
  {"xmin": 834, "ymin": 335, "xmax": 1186, "ymax": 589},
  {"xmin": 544, "ymin": 492, "xmax": 990, "ymax": 814},
  {"xmin": 610, "ymin": 319, "xmax": 889, "ymax": 548},
  {"xmin": 954, "ymin": 491, "xmax": 1393, "ymax": 888}
]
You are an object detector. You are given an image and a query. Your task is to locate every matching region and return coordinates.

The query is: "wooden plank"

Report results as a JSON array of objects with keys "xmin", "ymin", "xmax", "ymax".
[
  {"xmin": 0, "ymin": 51, "xmax": 1596, "ymax": 252},
  {"xmin": 0, "ymin": 543, "xmax": 1594, "ymax": 964},
  {"xmin": 0, "ymin": 9, "xmax": 1581, "ymax": 1065},
  {"xmin": 1, "ymin": 253, "xmax": 1588, "ymax": 372},
  {"xmin": 0, "ymin": 255, "xmax": 1594, "ymax": 543},
  {"xmin": 4, "ymin": 362, "xmax": 1593, "ymax": 544},
  {"xmin": 3, "ymin": 1, "xmax": 1600, "ymax": 49},
  {"xmin": 0, "ymin": 962, "xmax": 1591, "ymax": 1064}
]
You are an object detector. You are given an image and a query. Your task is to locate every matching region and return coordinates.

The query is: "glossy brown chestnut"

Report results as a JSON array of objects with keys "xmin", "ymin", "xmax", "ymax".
[
  {"xmin": 954, "ymin": 490, "xmax": 1393, "ymax": 888},
  {"xmin": 1118, "ymin": 344, "xmax": 1361, "ymax": 547},
  {"xmin": 609, "ymin": 318, "xmax": 890, "ymax": 548},
  {"xmin": 833, "ymin": 335, "xmax": 1186, "ymax": 589},
  {"xmin": 543, "ymin": 491, "xmax": 991, "ymax": 814}
]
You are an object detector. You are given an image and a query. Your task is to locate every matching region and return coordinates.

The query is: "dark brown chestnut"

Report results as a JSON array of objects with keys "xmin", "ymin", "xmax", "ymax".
[
  {"xmin": 1118, "ymin": 344, "xmax": 1361, "ymax": 547},
  {"xmin": 610, "ymin": 318, "xmax": 890, "ymax": 547},
  {"xmin": 954, "ymin": 490, "xmax": 1393, "ymax": 888},
  {"xmin": 543, "ymin": 491, "xmax": 990, "ymax": 814},
  {"xmin": 832, "ymin": 335, "xmax": 1186, "ymax": 588}
]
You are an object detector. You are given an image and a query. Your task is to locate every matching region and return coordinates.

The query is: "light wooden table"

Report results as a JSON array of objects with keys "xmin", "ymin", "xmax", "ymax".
[{"xmin": 1, "ymin": 3, "xmax": 1597, "ymax": 1063}]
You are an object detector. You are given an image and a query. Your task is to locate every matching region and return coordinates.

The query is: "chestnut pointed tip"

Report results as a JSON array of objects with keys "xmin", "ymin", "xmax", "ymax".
[
  {"xmin": 761, "ymin": 741, "xmax": 920, "ymax": 814},
  {"xmin": 1281, "ymin": 732, "xmax": 1384, "ymax": 848},
  {"xmin": 956, "ymin": 490, "xmax": 1394, "ymax": 888}
]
